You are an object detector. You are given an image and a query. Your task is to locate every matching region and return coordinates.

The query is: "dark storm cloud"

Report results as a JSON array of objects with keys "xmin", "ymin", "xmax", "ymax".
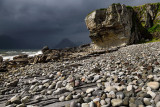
[{"xmin": 0, "ymin": 0, "xmax": 159, "ymax": 48}]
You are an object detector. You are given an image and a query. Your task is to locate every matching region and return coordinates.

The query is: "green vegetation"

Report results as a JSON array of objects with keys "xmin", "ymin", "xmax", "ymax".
[
  {"xmin": 112, "ymin": 3, "xmax": 121, "ymax": 6},
  {"xmin": 126, "ymin": 6, "xmax": 133, "ymax": 10},
  {"xmin": 146, "ymin": 38, "xmax": 160, "ymax": 43},
  {"xmin": 148, "ymin": 24, "xmax": 160, "ymax": 33}
]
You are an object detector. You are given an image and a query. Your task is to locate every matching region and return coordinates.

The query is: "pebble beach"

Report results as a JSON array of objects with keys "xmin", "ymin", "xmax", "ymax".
[{"xmin": 0, "ymin": 42, "xmax": 160, "ymax": 107}]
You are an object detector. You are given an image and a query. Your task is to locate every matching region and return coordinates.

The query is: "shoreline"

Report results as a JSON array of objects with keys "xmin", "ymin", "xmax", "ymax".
[{"xmin": 0, "ymin": 42, "xmax": 160, "ymax": 107}]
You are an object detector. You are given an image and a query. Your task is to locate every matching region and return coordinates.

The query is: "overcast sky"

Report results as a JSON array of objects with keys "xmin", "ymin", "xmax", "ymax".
[{"xmin": 0, "ymin": 0, "xmax": 159, "ymax": 49}]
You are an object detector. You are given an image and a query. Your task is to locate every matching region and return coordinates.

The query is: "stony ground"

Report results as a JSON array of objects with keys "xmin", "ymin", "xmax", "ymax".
[{"xmin": 0, "ymin": 42, "xmax": 160, "ymax": 107}]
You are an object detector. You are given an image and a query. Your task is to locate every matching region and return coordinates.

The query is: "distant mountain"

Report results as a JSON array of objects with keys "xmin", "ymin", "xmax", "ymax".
[{"xmin": 54, "ymin": 38, "xmax": 77, "ymax": 49}]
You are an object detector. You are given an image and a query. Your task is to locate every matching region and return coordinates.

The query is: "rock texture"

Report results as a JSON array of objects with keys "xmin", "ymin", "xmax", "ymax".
[
  {"xmin": 134, "ymin": 3, "xmax": 160, "ymax": 38},
  {"xmin": 85, "ymin": 4, "xmax": 141, "ymax": 49},
  {"xmin": 0, "ymin": 42, "xmax": 160, "ymax": 107},
  {"xmin": 85, "ymin": 3, "xmax": 160, "ymax": 49}
]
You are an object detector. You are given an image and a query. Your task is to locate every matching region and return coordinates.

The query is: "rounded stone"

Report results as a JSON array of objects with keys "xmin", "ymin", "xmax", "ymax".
[
  {"xmin": 55, "ymin": 81, "xmax": 63, "ymax": 89},
  {"xmin": 127, "ymin": 85, "xmax": 133, "ymax": 91},
  {"xmin": 143, "ymin": 98, "xmax": 151, "ymax": 106},
  {"xmin": 81, "ymin": 103, "xmax": 89, "ymax": 107},
  {"xmin": 123, "ymin": 97, "xmax": 129, "ymax": 106},
  {"xmin": 156, "ymin": 101, "xmax": 160, "ymax": 107},
  {"xmin": 111, "ymin": 99, "xmax": 122, "ymax": 106},
  {"xmin": 116, "ymin": 92, "xmax": 125, "ymax": 99},
  {"xmin": 83, "ymin": 97, "xmax": 92, "ymax": 103},
  {"xmin": 100, "ymin": 100, "xmax": 106, "ymax": 106},
  {"xmin": 21, "ymin": 96, "xmax": 30, "ymax": 103},
  {"xmin": 59, "ymin": 96, "xmax": 65, "ymax": 102},
  {"xmin": 10, "ymin": 95, "xmax": 21, "ymax": 104},
  {"xmin": 65, "ymin": 94, "xmax": 73, "ymax": 101},
  {"xmin": 70, "ymin": 101, "xmax": 77, "ymax": 107},
  {"xmin": 16, "ymin": 103, "xmax": 25, "ymax": 107},
  {"xmin": 86, "ymin": 88, "xmax": 95, "ymax": 94},
  {"xmin": 89, "ymin": 101, "xmax": 96, "ymax": 107},
  {"xmin": 147, "ymin": 82, "xmax": 159, "ymax": 90}
]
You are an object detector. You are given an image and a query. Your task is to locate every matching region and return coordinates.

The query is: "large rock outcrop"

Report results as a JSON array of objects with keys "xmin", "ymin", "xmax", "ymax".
[
  {"xmin": 134, "ymin": 3, "xmax": 160, "ymax": 38},
  {"xmin": 85, "ymin": 3, "xmax": 160, "ymax": 49}
]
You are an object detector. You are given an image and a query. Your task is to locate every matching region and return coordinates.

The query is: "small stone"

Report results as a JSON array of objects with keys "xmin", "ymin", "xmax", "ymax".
[
  {"xmin": 94, "ymin": 101, "xmax": 101, "ymax": 107},
  {"xmin": 81, "ymin": 103, "xmax": 89, "ymax": 107},
  {"xmin": 147, "ymin": 82, "xmax": 160, "ymax": 90},
  {"xmin": 48, "ymin": 82, "xmax": 56, "ymax": 89},
  {"xmin": 107, "ymin": 91, "xmax": 115, "ymax": 98},
  {"xmin": 75, "ymin": 80, "xmax": 80, "ymax": 87},
  {"xmin": 156, "ymin": 101, "xmax": 160, "ymax": 107},
  {"xmin": 147, "ymin": 91, "xmax": 156, "ymax": 99},
  {"xmin": 59, "ymin": 96, "xmax": 65, "ymax": 102},
  {"xmin": 86, "ymin": 88, "xmax": 95, "ymax": 94},
  {"xmin": 47, "ymin": 90, "xmax": 53, "ymax": 95},
  {"xmin": 55, "ymin": 81, "xmax": 63, "ymax": 89},
  {"xmin": 83, "ymin": 97, "xmax": 92, "ymax": 103},
  {"xmin": 93, "ymin": 98, "xmax": 100, "ymax": 102},
  {"xmin": 123, "ymin": 97, "xmax": 129, "ymax": 106},
  {"xmin": 101, "ymin": 94, "xmax": 107, "ymax": 100},
  {"xmin": 129, "ymin": 103, "xmax": 137, "ymax": 107},
  {"xmin": 116, "ymin": 92, "xmax": 125, "ymax": 99},
  {"xmin": 147, "ymin": 75, "xmax": 154, "ymax": 79},
  {"xmin": 53, "ymin": 87, "xmax": 66, "ymax": 95},
  {"xmin": 135, "ymin": 99, "xmax": 143, "ymax": 106},
  {"xmin": 105, "ymin": 86, "xmax": 115, "ymax": 92},
  {"xmin": 90, "ymin": 101, "xmax": 96, "ymax": 107},
  {"xmin": 105, "ymin": 98, "xmax": 111, "ymax": 106},
  {"xmin": 127, "ymin": 85, "xmax": 133, "ymax": 91},
  {"xmin": 73, "ymin": 93, "xmax": 81, "ymax": 99},
  {"xmin": 154, "ymin": 94, "xmax": 160, "ymax": 104},
  {"xmin": 143, "ymin": 98, "xmax": 151, "ymax": 106},
  {"xmin": 111, "ymin": 99, "xmax": 122, "ymax": 106},
  {"xmin": 34, "ymin": 95, "xmax": 43, "ymax": 101},
  {"xmin": 21, "ymin": 96, "xmax": 30, "ymax": 103},
  {"xmin": 10, "ymin": 95, "xmax": 21, "ymax": 104},
  {"xmin": 129, "ymin": 97, "xmax": 136, "ymax": 104},
  {"xmin": 70, "ymin": 101, "xmax": 77, "ymax": 107},
  {"xmin": 92, "ymin": 75, "xmax": 100, "ymax": 82},
  {"xmin": 66, "ymin": 83, "xmax": 74, "ymax": 91},
  {"xmin": 100, "ymin": 100, "xmax": 106, "ymax": 105},
  {"xmin": 65, "ymin": 94, "xmax": 73, "ymax": 101},
  {"xmin": 16, "ymin": 103, "xmax": 25, "ymax": 107},
  {"xmin": 76, "ymin": 97, "xmax": 84, "ymax": 103}
]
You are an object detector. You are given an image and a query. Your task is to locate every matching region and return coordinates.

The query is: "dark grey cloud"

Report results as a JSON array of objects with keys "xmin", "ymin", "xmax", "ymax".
[{"xmin": 0, "ymin": 0, "xmax": 159, "ymax": 49}]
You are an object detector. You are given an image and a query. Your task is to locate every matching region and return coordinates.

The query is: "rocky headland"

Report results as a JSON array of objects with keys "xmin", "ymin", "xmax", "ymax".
[{"xmin": 0, "ymin": 3, "xmax": 160, "ymax": 107}]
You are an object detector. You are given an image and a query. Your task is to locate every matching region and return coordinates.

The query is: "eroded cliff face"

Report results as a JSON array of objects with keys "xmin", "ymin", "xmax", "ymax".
[
  {"xmin": 85, "ymin": 3, "xmax": 160, "ymax": 49},
  {"xmin": 134, "ymin": 3, "xmax": 160, "ymax": 38}
]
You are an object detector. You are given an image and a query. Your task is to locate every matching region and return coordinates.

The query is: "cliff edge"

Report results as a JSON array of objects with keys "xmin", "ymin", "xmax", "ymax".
[{"xmin": 85, "ymin": 3, "xmax": 160, "ymax": 49}]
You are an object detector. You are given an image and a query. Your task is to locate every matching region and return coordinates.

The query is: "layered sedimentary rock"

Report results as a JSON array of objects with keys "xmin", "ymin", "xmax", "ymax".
[{"xmin": 85, "ymin": 3, "xmax": 160, "ymax": 49}]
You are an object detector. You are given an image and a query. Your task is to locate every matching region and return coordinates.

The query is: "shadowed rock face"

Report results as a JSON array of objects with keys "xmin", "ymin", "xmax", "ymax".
[{"xmin": 85, "ymin": 4, "xmax": 143, "ymax": 49}]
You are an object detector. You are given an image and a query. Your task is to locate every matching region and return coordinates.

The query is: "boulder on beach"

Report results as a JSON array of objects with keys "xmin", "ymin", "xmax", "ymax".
[
  {"xmin": 42, "ymin": 46, "xmax": 51, "ymax": 54},
  {"xmin": 13, "ymin": 54, "xmax": 28, "ymax": 64}
]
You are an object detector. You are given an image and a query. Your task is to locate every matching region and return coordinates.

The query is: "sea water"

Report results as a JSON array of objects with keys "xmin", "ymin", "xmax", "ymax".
[{"xmin": 0, "ymin": 49, "xmax": 42, "ymax": 60}]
